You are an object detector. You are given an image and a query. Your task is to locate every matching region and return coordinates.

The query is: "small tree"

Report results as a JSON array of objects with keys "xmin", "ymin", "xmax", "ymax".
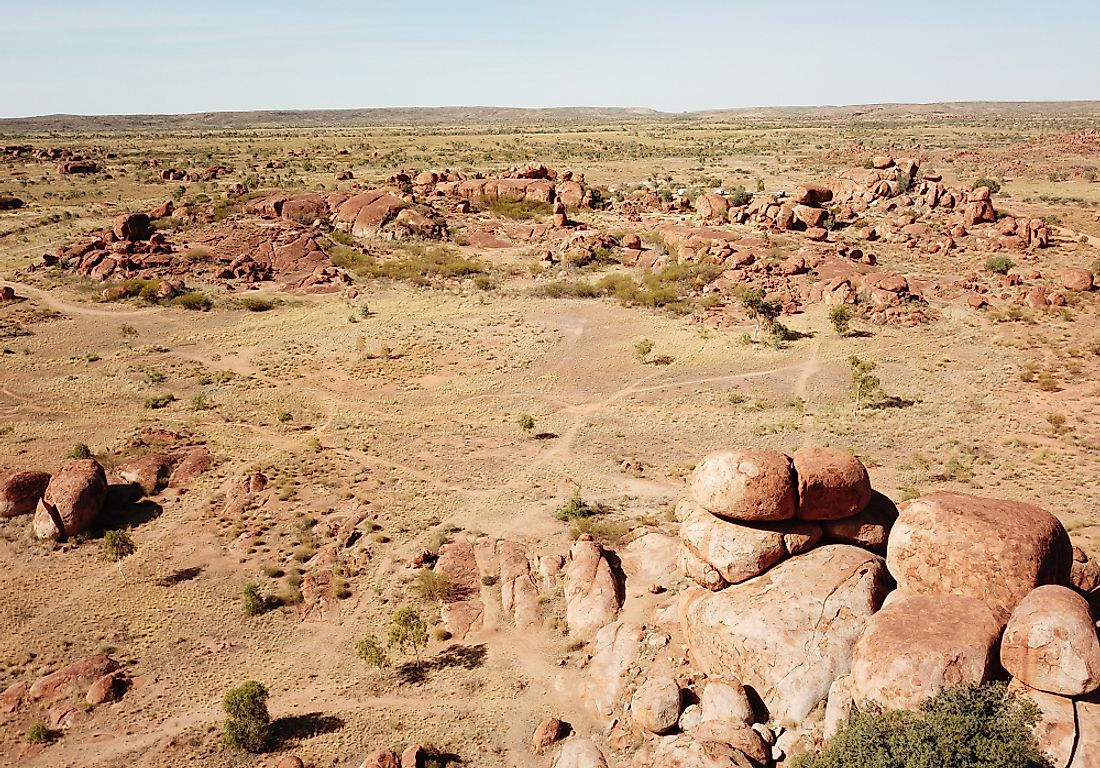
[
  {"xmin": 388, "ymin": 606, "xmax": 429, "ymax": 667},
  {"xmin": 222, "ymin": 681, "xmax": 270, "ymax": 753},
  {"xmin": 741, "ymin": 289, "xmax": 782, "ymax": 341},
  {"xmin": 828, "ymin": 305, "xmax": 853, "ymax": 336},
  {"xmin": 242, "ymin": 583, "xmax": 265, "ymax": 616},
  {"xmin": 356, "ymin": 635, "xmax": 388, "ymax": 675},
  {"xmin": 517, "ymin": 413, "xmax": 536, "ymax": 435},
  {"xmin": 633, "ymin": 338, "xmax": 655, "ymax": 362},
  {"xmin": 849, "ymin": 355, "xmax": 882, "ymax": 410},
  {"xmin": 101, "ymin": 530, "xmax": 135, "ymax": 562}
]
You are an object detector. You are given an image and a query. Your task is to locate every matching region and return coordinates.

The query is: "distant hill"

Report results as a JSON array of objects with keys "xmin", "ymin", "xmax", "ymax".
[{"xmin": 2, "ymin": 102, "xmax": 1098, "ymax": 132}]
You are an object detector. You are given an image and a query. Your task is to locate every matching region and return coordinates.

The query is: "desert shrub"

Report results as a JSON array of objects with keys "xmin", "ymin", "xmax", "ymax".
[
  {"xmin": 414, "ymin": 569, "xmax": 454, "ymax": 602},
  {"xmin": 329, "ymin": 229, "xmax": 356, "ymax": 247},
  {"xmin": 570, "ymin": 516, "xmax": 630, "ymax": 544},
  {"xmin": 68, "ymin": 442, "xmax": 93, "ymax": 460},
  {"xmin": 973, "ymin": 177, "xmax": 1002, "ymax": 194},
  {"xmin": 634, "ymin": 338, "xmax": 655, "ymax": 361},
  {"xmin": 101, "ymin": 530, "xmax": 135, "ymax": 562},
  {"xmin": 985, "ymin": 256, "xmax": 1014, "ymax": 275},
  {"xmin": 792, "ymin": 682, "xmax": 1049, "ymax": 768},
  {"xmin": 26, "ymin": 721, "xmax": 52, "ymax": 744},
  {"xmin": 850, "ymin": 355, "xmax": 883, "ymax": 409},
  {"xmin": 119, "ymin": 323, "xmax": 138, "ymax": 337},
  {"xmin": 221, "ymin": 681, "xmax": 270, "ymax": 753},
  {"xmin": 481, "ymin": 575, "xmax": 499, "ymax": 587},
  {"xmin": 356, "ymin": 635, "xmax": 388, "ymax": 673},
  {"xmin": 556, "ymin": 489, "xmax": 597, "ymax": 521},
  {"xmin": 480, "ymin": 197, "xmax": 553, "ymax": 221},
  {"xmin": 534, "ymin": 280, "xmax": 601, "ymax": 299},
  {"xmin": 144, "ymin": 393, "xmax": 176, "ymax": 409},
  {"xmin": 517, "ymin": 413, "xmax": 535, "ymax": 434},
  {"xmin": 277, "ymin": 410, "xmax": 293, "ymax": 423},
  {"xmin": 172, "ymin": 291, "xmax": 212, "ymax": 311},
  {"xmin": 239, "ymin": 296, "xmax": 274, "ymax": 312},
  {"xmin": 327, "ymin": 243, "xmax": 371, "ymax": 272},
  {"xmin": 242, "ymin": 583, "xmax": 265, "ymax": 616},
  {"xmin": 355, "ymin": 245, "xmax": 485, "ymax": 285},
  {"xmin": 728, "ymin": 186, "xmax": 753, "ymax": 206},
  {"xmin": 828, "ymin": 305, "xmax": 853, "ymax": 336}
]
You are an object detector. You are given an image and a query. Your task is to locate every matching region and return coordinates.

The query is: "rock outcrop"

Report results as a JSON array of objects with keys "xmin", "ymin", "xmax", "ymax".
[
  {"xmin": 1000, "ymin": 585, "xmax": 1100, "ymax": 696},
  {"xmin": 32, "ymin": 459, "xmax": 108, "ymax": 540},
  {"xmin": 564, "ymin": 536, "xmax": 622, "ymax": 637}
]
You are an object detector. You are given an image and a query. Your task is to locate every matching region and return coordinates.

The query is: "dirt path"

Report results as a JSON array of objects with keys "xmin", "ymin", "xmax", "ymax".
[{"xmin": 1, "ymin": 280, "xmax": 158, "ymax": 319}]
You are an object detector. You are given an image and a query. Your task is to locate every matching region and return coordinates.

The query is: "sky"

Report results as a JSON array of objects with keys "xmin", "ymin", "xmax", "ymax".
[{"xmin": 2, "ymin": 0, "xmax": 1098, "ymax": 118}]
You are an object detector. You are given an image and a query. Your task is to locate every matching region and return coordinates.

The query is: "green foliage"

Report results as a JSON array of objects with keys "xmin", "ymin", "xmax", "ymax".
[
  {"xmin": 239, "ymin": 296, "xmax": 275, "ymax": 312},
  {"xmin": 633, "ymin": 338, "xmax": 655, "ymax": 361},
  {"xmin": 517, "ymin": 413, "xmax": 536, "ymax": 434},
  {"xmin": 221, "ymin": 681, "xmax": 270, "ymax": 753},
  {"xmin": 481, "ymin": 196, "xmax": 553, "ymax": 220},
  {"xmin": 68, "ymin": 442, "xmax": 93, "ymax": 460},
  {"xmin": 414, "ymin": 569, "xmax": 454, "ymax": 602},
  {"xmin": 351, "ymin": 244, "xmax": 485, "ymax": 285},
  {"xmin": 172, "ymin": 291, "xmax": 213, "ymax": 311},
  {"xmin": 144, "ymin": 393, "xmax": 176, "ymax": 409},
  {"xmin": 119, "ymin": 324, "xmax": 138, "ymax": 337},
  {"xmin": 242, "ymin": 583, "xmax": 265, "ymax": 616},
  {"xmin": 556, "ymin": 488, "xmax": 597, "ymax": 521},
  {"xmin": 356, "ymin": 635, "xmax": 388, "ymax": 672},
  {"xmin": 793, "ymin": 682, "xmax": 1050, "ymax": 768},
  {"xmin": 277, "ymin": 410, "xmax": 293, "ymax": 423},
  {"xmin": 985, "ymin": 256, "xmax": 1015, "ymax": 275},
  {"xmin": 973, "ymin": 177, "xmax": 1002, "ymax": 194},
  {"xmin": 329, "ymin": 229, "xmax": 357, "ymax": 247},
  {"xmin": 828, "ymin": 305, "xmax": 854, "ymax": 336},
  {"xmin": 26, "ymin": 721, "xmax": 53, "ymax": 744},
  {"xmin": 535, "ymin": 262, "xmax": 720, "ymax": 315},
  {"xmin": 388, "ymin": 606, "xmax": 429, "ymax": 666},
  {"xmin": 849, "ymin": 355, "xmax": 883, "ymax": 409},
  {"xmin": 728, "ymin": 187, "xmax": 753, "ymax": 206},
  {"xmin": 101, "ymin": 530, "xmax": 135, "ymax": 562}
]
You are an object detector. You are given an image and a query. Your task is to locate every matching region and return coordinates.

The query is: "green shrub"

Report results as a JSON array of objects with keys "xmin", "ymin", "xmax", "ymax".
[
  {"xmin": 481, "ymin": 197, "xmax": 553, "ymax": 220},
  {"xmin": 728, "ymin": 187, "xmax": 753, "ymax": 206},
  {"xmin": 242, "ymin": 583, "xmax": 265, "ymax": 616},
  {"xmin": 68, "ymin": 442, "xmax": 93, "ymax": 460},
  {"xmin": 517, "ymin": 413, "xmax": 536, "ymax": 434},
  {"xmin": 239, "ymin": 296, "xmax": 275, "ymax": 312},
  {"xmin": 26, "ymin": 721, "xmax": 53, "ymax": 744},
  {"xmin": 634, "ymin": 338, "xmax": 655, "ymax": 361},
  {"xmin": 388, "ymin": 606, "xmax": 428, "ymax": 667},
  {"xmin": 985, "ymin": 256, "xmax": 1015, "ymax": 275},
  {"xmin": 221, "ymin": 681, "xmax": 270, "ymax": 753},
  {"xmin": 793, "ymin": 682, "xmax": 1050, "ymax": 768},
  {"xmin": 828, "ymin": 305, "xmax": 853, "ymax": 336},
  {"xmin": 414, "ymin": 570, "xmax": 454, "ymax": 602},
  {"xmin": 556, "ymin": 489, "xmax": 597, "ymax": 521},
  {"xmin": 973, "ymin": 177, "xmax": 1002, "ymax": 194},
  {"xmin": 329, "ymin": 229, "xmax": 357, "ymax": 247},
  {"xmin": 172, "ymin": 292, "xmax": 212, "ymax": 311},
  {"xmin": 144, "ymin": 393, "xmax": 176, "ymax": 410},
  {"xmin": 352, "ymin": 244, "xmax": 485, "ymax": 285},
  {"xmin": 101, "ymin": 530, "xmax": 135, "ymax": 562},
  {"xmin": 356, "ymin": 635, "xmax": 388, "ymax": 672}
]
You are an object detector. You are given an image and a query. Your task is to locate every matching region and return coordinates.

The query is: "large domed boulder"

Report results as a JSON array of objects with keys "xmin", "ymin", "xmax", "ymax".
[
  {"xmin": 886, "ymin": 492, "xmax": 1072, "ymax": 623},
  {"xmin": 1001, "ymin": 585, "xmax": 1100, "ymax": 696},
  {"xmin": 563, "ymin": 537, "xmax": 622, "ymax": 637},
  {"xmin": 678, "ymin": 500, "xmax": 820, "ymax": 587},
  {"xmin": 631, "ymin": 676, "xmax": 682, "ymax": 734},
  {"xmin": 792, "ymin": 447, "xmax": 872, "ymax": 521},
  {"xmin": 552, "ymin": 738, "xmax": 609, "ymax": 768},
  {"xmin": 681, "ymin": 545, "xmax": 889, "ymax": 725},
  {"xmin": 0, "ymin": 470, "xmax": 51, "ymax": 518},
  {"xmin": 850, "ymin": 593, "xmax": 1002, "ymax": 710},
  {"xmin": 32, "ymin": 459, "xmax": 108, "ymax": 541},
  {"xmin": 689, "ymin": 450, "xmax": 796, "ymax": 522}
]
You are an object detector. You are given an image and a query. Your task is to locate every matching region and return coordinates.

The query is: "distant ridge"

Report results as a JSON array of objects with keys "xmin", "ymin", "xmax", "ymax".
[{"xmin": 2, "ymin": 102, "xmax": 1099, "ymax": 132}]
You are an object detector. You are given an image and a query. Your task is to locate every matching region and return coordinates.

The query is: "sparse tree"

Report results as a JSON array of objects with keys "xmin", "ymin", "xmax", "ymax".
[
  {"xmin": 849, "ymin": 355, "xmax": 882, "ymax": 410},
  {"xmin": 221, "ymin": 681, "xmax": 270, "ymax": 753},
  {"xmin": 388, "ymin": 606, "xmax": 428, "ymax": 668},
  {"xmin": 101, "ymin": 530, "xmax": 135, "ymax": 562},
  {"xmin": 356, "ymin": 635, "xmax": 388, "ymax": 675},
  {"xmin": 517, "ymin": 413, "xmax": 536, "ymax": 435},
  {"xmin": 828, "ymin": 305, "xmax": 853, "ymax": 336},
  {"xmin": 741, "ymin": 289, "xmax": 782, "ymax": 341}
]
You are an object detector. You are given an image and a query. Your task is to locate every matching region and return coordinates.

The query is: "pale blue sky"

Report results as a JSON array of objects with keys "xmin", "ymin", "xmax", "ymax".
[{"xmin": 2, "ymin": 0, "xmax": 1097, "ymax": 117}]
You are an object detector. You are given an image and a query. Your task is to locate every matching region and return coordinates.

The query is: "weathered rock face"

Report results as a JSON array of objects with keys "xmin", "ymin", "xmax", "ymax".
[
  {"xmin": 1009, "ymin": 680, "xmax": 1077, "ymax": 768},
  {"xmin": 820, "ymin": 491, "xmax": 897, "ymax": 554},
  {"xmin": 647, "ymin": 720, "xmax": 766, "ymax": 768},
  {"xmin": 850, "ymin": 593, "xmax": 1002, "ymax": 710},
  {"xmin": 1001, "ymin": 585, "xmax": 1100, "ymax": 696},
  {"xmin": 116, "ymin": 454, "xmax": 173, "ymax": 496},
  {"xmin": 689, "ymin": 450, "xmax": 797, "ymax": 522},
  {"xmin": 681, "ymin": 545, "xmax": 889, "ymax": 725},
  {"xmin": 564, "ymin": 537, "xmax": 622, "ymax": 637},
  {"xmin": 29, "ymin": 655, "xmax": 119, "ymax": 701},
  {"xmin": 1062, "ymin": 268, "xmax": 1095, "ymax": 293},
  {"xmin": 699, "ymin": 679, "xmax": 755, "ymax": 726},
  {"xmin": 631, "ymin": 676, "xmax": 682, "ymax": 734},
  {"xmin": 793, "ymin": 447, "xmax": 872, "ymax": 521},
  {"xmin": 113, "ymin": 212, "xmax": 152, "ymax": 241},
  {"xmin": 0, "ymin": 470, "xmax": 51, "ymax": 517},
  {"xmin": 532, "ymin": 717, "xmax": 567, "ymax": 755},
  {"xmin": 500, "ymin": 540, "xmax": 541, "ymax": 630},
  {"xmin": 434, "ymin": 537, "xmax": 480, "ymax": 596},
  {"xmin": 886, "ymin": 492, "xmax": 1072, "ymax": 623},
  {"xmin": 678, "ymin": 500, "xmax": 820, "ymax": 587},
  {"xmin": 1072, "ymin": 696, "xmax": 1100, "ymax": 768},
  {"xmin": 32, "ymin": 459, "xmax": 108, "ymax": 540},
  {"xmin": 552, "ymin": 738, "xmax": 609, "ymax": 768},
  {"xmin": 359, "ymin": 750, "xmax": 399, "ymax": 768},
  {"xmin": 581, "ymin": 621, "xmax": 643, "ymax": 719},
  {"xmin": 696, "ymin": 193, "xmax": 730, "ymax": 221}
]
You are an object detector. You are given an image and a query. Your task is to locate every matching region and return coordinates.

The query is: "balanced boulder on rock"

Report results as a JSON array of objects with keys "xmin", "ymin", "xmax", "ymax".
[
  {"xmin": 793, "ymin": 447, "xmax": 872, "ymax": 521},
  {"xmin": 690, "ymin": 450, "xmax": 797, "ymax": 522}
]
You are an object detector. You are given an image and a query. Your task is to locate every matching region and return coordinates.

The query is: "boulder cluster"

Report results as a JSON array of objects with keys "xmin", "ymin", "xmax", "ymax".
[{"xmin": 1, "ymin": 654, "xmax": 129, "ymax": 731}]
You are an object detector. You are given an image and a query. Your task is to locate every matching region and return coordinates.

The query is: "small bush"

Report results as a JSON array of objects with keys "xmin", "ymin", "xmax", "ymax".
[
  {"xmin": 517, "ymin": 413, "xmax": 536, "ymax": 434},
  {"xmin": 239, "ymin": 296, "xmax": 275, "ymax": 312},
  {"xmin": 828, "ymin": 305, "xmax": 853, "ymax": 336},
  {"xmin": 793, "ymin": 681, "xmax": 1049, "ymax": 768},
  {"xmin": 144, "ymin": 393, "xmax": 176, "ymax": 410},
  {"xmin": 973, "ymin": 177, "xmax": 1002, "ymax": 194},
  {"xmin": 26, "ymin": 721, "xmax": 53, "ymax": 744},
  {"xmin": 101, "ymin": 530, "xmax": 135, "ymax": 562},
  {"xmin": 222, "ymin": 681, "xmax": 270, "ymax": 753},
  {"xmin": 556, "ymin": 488, "xmax": 597, "ymax": 521},
  {"xmin": 985, "ymin": 256, "xmax": 1015, "ymax": 275},
  {"xmin": 356, "ymin": 635, "xmax": 388, "ymax": 672},
  {"xmin": 481, "ymin": 197, "xmax": 553, "ymax": 220},
  {"xmin": 388, "ymin": 606, "xmax": 428, "ymax": 667},
  {"xmin": 68, "ymin": 442, "xmax": 93, "ymax": 460},
  {"xmin": 414, "ymin": 569, "xmax": 454, "ymax": 603},
  {"xmin": 172, "ymin": 291, "xmax": 213, "ymax": 311},
  {"xmin": 242, "ymin": 583, "xmax": 265, "ymax": 616},
  {"xmin": 633, "ymin": 338, "xmax": 655, "ymax": 361}
]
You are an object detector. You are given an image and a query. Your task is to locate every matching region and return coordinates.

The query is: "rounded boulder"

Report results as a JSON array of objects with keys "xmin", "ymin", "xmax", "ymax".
[
  {"xmin": 793, "ymin": 447, "xmax": 872, "ymax": 521},
  {"xmin": 631, "ymin": 676, "xmax": 682, "ymax": 734},
  {"xmin": 690, "ymin": 450, "xmax": 796, "ymax": 522},
  {"xmin": 1001, "ymin": 585, "xmax": 1100, "ymax": 696}
]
